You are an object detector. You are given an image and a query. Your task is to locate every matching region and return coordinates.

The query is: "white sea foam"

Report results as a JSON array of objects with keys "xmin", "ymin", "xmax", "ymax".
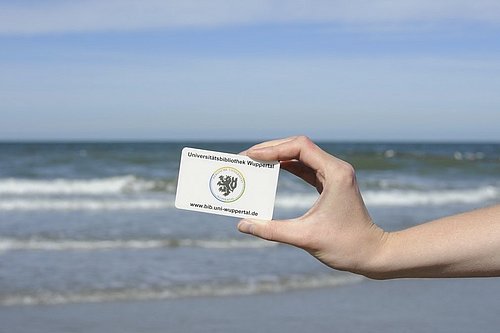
[
  {"xmin": 0, "ymin": 238, "xmax": 276, "ymax": 252},
  {"xmin": 0, "ymin": 273, "xmax": 361, "ymax": 306},
  {"xmin": 0, "ymin": 176, "xmax": 167, "ymax": 195},
  {"xmin": 1, "ymin": 177, "xmax": 497, "ymax": 211},
  {"xmin": 0, "ymin": 199, "xmax": 172, "ymax": 210},
  {"xmin": 275, "ymin": 194, "xmax": 318, "ymax": 208},
  {"xmin": 363, "ymin": 186, "xmax": 499, "ymax": 206},
  {"xmin": 0, "ymin": 186, "xmax": 497, "ymax": 211},
  {"xmin": 275, "ymin": 186, "xmax": 500, "ymax": 208}
]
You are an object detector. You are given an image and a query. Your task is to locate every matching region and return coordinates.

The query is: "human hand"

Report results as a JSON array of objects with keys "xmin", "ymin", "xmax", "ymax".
[{"xmin": 238, "ymin": 136, "xmax": 388, "ymax": 278}]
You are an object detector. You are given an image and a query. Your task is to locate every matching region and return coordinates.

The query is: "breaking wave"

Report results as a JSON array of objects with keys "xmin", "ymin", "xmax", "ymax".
[
  {"xmin": 0, "ymin": 273, "xmax": 362, "ymax": 306},
  {"xmin": 0, "ymin": 237, "xmax": 276, "ymax": 252},
  {"xmin": 362, "ymin": 186, "xmax": 499, "ymax": 206},
  {"xmin": 1, "ymin": 176, "xmax": 498, "ymax": 211},
  {"xmin": 275, "ymin": 185, "xmax": 500, "ymax": 208},
  {"xmin": 0, "ymin": 176, "xmax": 175, "ymax": 195},
  {"xmin": 0, "ymin": 199, "xmax": 172, "ymax": 211},
  {"xmin": 0, "ymin": 186, "xmax": 498, "ymax": 211}
]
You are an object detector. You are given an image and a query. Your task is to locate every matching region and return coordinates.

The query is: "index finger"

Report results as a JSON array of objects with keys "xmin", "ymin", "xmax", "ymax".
[
  {"xmin": 247, "ymin": 136, "xmax": 327, "ymax": 172},
  {"xmin": 240, "ymin": 136, "xmax": 299, "ymax": 155},
  {"xmin": 247, "ymin": 136, "xmax": 299, "ymax": 150}
]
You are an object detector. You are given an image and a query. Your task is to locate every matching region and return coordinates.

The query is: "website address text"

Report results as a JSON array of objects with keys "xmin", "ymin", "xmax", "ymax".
[{"xmin": 189, "ymin": 202, "xmax": 258, "ymax": 217}]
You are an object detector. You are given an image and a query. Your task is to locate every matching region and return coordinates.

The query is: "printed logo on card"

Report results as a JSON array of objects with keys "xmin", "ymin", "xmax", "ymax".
[{"xmin": 209, "ymin": 166, "xmax": 246, "ymax": 203}]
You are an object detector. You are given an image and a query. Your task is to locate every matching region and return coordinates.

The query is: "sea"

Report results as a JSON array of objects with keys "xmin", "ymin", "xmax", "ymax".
[{"xmin": 0, "ymin": 141, "xmax": 499, "ymax": 306}]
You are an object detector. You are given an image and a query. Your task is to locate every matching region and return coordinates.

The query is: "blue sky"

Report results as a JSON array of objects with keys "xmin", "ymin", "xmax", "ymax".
[{"xmin": 1, "ymin": 1, "xmax": 500, "ymax": 141}]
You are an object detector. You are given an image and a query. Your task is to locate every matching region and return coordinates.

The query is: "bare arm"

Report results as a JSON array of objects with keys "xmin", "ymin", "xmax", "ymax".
[
  {"xmin": 372, "ymin": 204, "xmax": 500, "ymax": 278},
  {"xmin": 237, "ymin": 136, "xmax": 500, "ymax": 279}
]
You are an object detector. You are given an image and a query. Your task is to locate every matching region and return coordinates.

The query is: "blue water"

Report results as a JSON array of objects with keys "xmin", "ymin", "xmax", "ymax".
[{"xmin": 0, "ymin": 141, "xmax": 499, "ymax": 305}]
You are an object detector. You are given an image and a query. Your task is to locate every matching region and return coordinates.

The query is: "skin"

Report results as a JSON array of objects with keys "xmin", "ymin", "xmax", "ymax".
[{"xmin": 237, "ymin": 136, "xmax": 500, "ymax": 279}]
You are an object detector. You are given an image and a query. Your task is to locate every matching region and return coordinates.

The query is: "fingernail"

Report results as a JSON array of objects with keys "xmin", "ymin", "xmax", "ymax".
[
  {"xmin": 246, "ymin": 147, "xmax": 266, "ymax": 157},
  {"xmin": 238, "ymin": 220, "xmax": 255, "ymax": 234},
  {"xmin": 249, "ymin": 147, "xmax": 266, "ymax": 151}
]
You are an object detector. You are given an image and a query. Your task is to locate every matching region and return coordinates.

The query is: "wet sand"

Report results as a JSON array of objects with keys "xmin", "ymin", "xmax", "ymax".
[{"xmin": 2, "ymin": 277, "xmax": 500, "ymax": 333}]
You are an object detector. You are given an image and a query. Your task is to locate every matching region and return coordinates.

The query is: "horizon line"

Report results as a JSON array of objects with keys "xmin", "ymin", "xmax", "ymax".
[{"xmin": 1, "ymin": 138, "xmax": 499, "ymax": 144}]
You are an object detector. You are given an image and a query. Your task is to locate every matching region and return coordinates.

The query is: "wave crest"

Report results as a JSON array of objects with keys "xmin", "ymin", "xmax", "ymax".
[
  {"xmin": 363, "ymin": 186, "xmax": 499, "ymax": 206},
  {"xmin": 275, "ymin": 185, "xmax": 500, "ymax": 208},
  {"xmin": 0, "ymin": 176, "xmax": 175, "ymax": 195},
  {"xmin": 0, "ymin": 237, "xmax": 276, "ymax": 252},
  {"xmin": 1, "ymin": 176, "xmax": 498, "ymax": 211},
  {"xmin": 0, "ymin": 199, "xmax": 172, "ymax": 210},
  {"xmin": 0, "ymin": 273, "xmax": 362, "ymax": 306}
]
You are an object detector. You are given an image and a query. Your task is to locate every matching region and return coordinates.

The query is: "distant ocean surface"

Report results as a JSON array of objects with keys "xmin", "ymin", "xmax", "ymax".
[{"xmin": 1, "ymin": 141, "xmax": 499, "ymax": 306}]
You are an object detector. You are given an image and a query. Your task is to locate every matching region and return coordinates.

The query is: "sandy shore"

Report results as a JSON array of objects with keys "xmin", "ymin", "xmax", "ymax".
[{"xmin": 2, "ymin": 277, "xmax": 500, "ymax": 333}]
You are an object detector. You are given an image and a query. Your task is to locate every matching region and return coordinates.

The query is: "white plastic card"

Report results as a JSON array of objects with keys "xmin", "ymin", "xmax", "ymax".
[{"xmin": 175, "ymin": 147, "xmax": 280, "ymax": 220}]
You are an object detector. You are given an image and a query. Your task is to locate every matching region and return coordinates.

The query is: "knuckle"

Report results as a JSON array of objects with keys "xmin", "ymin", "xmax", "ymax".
[
  {"xmin": 332, "ymin": 161, "xmax": 356, "ymax": 184},
  {"xmin": 296, "ymin": 135, "xmax": 313, "ymax": 146}
]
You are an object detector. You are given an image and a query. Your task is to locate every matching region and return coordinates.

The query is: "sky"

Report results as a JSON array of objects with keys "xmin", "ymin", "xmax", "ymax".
[{"xmin": 1, "ymin": 0, "xmax": 500, "ymax": 141}]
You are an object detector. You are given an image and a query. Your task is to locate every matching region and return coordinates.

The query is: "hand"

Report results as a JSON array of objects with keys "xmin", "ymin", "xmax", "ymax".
[{"xmin": 238, "ymin": 136, "xmax": 388, "ymax": 277}]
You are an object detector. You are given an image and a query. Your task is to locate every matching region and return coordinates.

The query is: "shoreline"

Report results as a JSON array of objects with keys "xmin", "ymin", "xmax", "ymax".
[{"xmin": 1, "ymin": 278, "xmax": 499, "ymax": 333}]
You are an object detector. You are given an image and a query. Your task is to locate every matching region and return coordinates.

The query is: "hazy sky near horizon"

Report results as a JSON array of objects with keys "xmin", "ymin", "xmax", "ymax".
[{"xmin": 1, "ymin": 1, "xmax": 500, "ymax": 141}]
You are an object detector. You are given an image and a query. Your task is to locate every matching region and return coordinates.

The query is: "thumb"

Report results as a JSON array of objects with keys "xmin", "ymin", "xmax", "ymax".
[{"xmin": 237, "ymin": 218, "xmax": 304, "ymax": 246}]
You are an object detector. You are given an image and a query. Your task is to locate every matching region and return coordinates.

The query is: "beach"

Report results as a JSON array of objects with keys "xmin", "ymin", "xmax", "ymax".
[
  {"xmin": 1, "ymin": 141, "xmax": 500, "ymax": 332},
  {"xmin": 2, "ymin": 277, "xmax": 500, "ymax": 333}
]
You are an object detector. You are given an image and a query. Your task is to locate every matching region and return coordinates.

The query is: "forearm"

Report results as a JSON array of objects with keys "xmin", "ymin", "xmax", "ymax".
[{"xmin": 367, "ymin": 204, "xmax": 500, "ymax": 279}]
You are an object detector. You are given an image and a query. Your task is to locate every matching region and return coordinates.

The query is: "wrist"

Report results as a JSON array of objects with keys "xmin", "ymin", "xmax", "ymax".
[{"xmin": 354, "ymin": 228, "xmax": 395, "ymax": 280}]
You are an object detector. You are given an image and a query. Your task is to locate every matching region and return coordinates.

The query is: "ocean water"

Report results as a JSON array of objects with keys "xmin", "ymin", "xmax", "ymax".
[{"xmin": 0, "ymin": 141, "xmax": 499, "ymax": 306}]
